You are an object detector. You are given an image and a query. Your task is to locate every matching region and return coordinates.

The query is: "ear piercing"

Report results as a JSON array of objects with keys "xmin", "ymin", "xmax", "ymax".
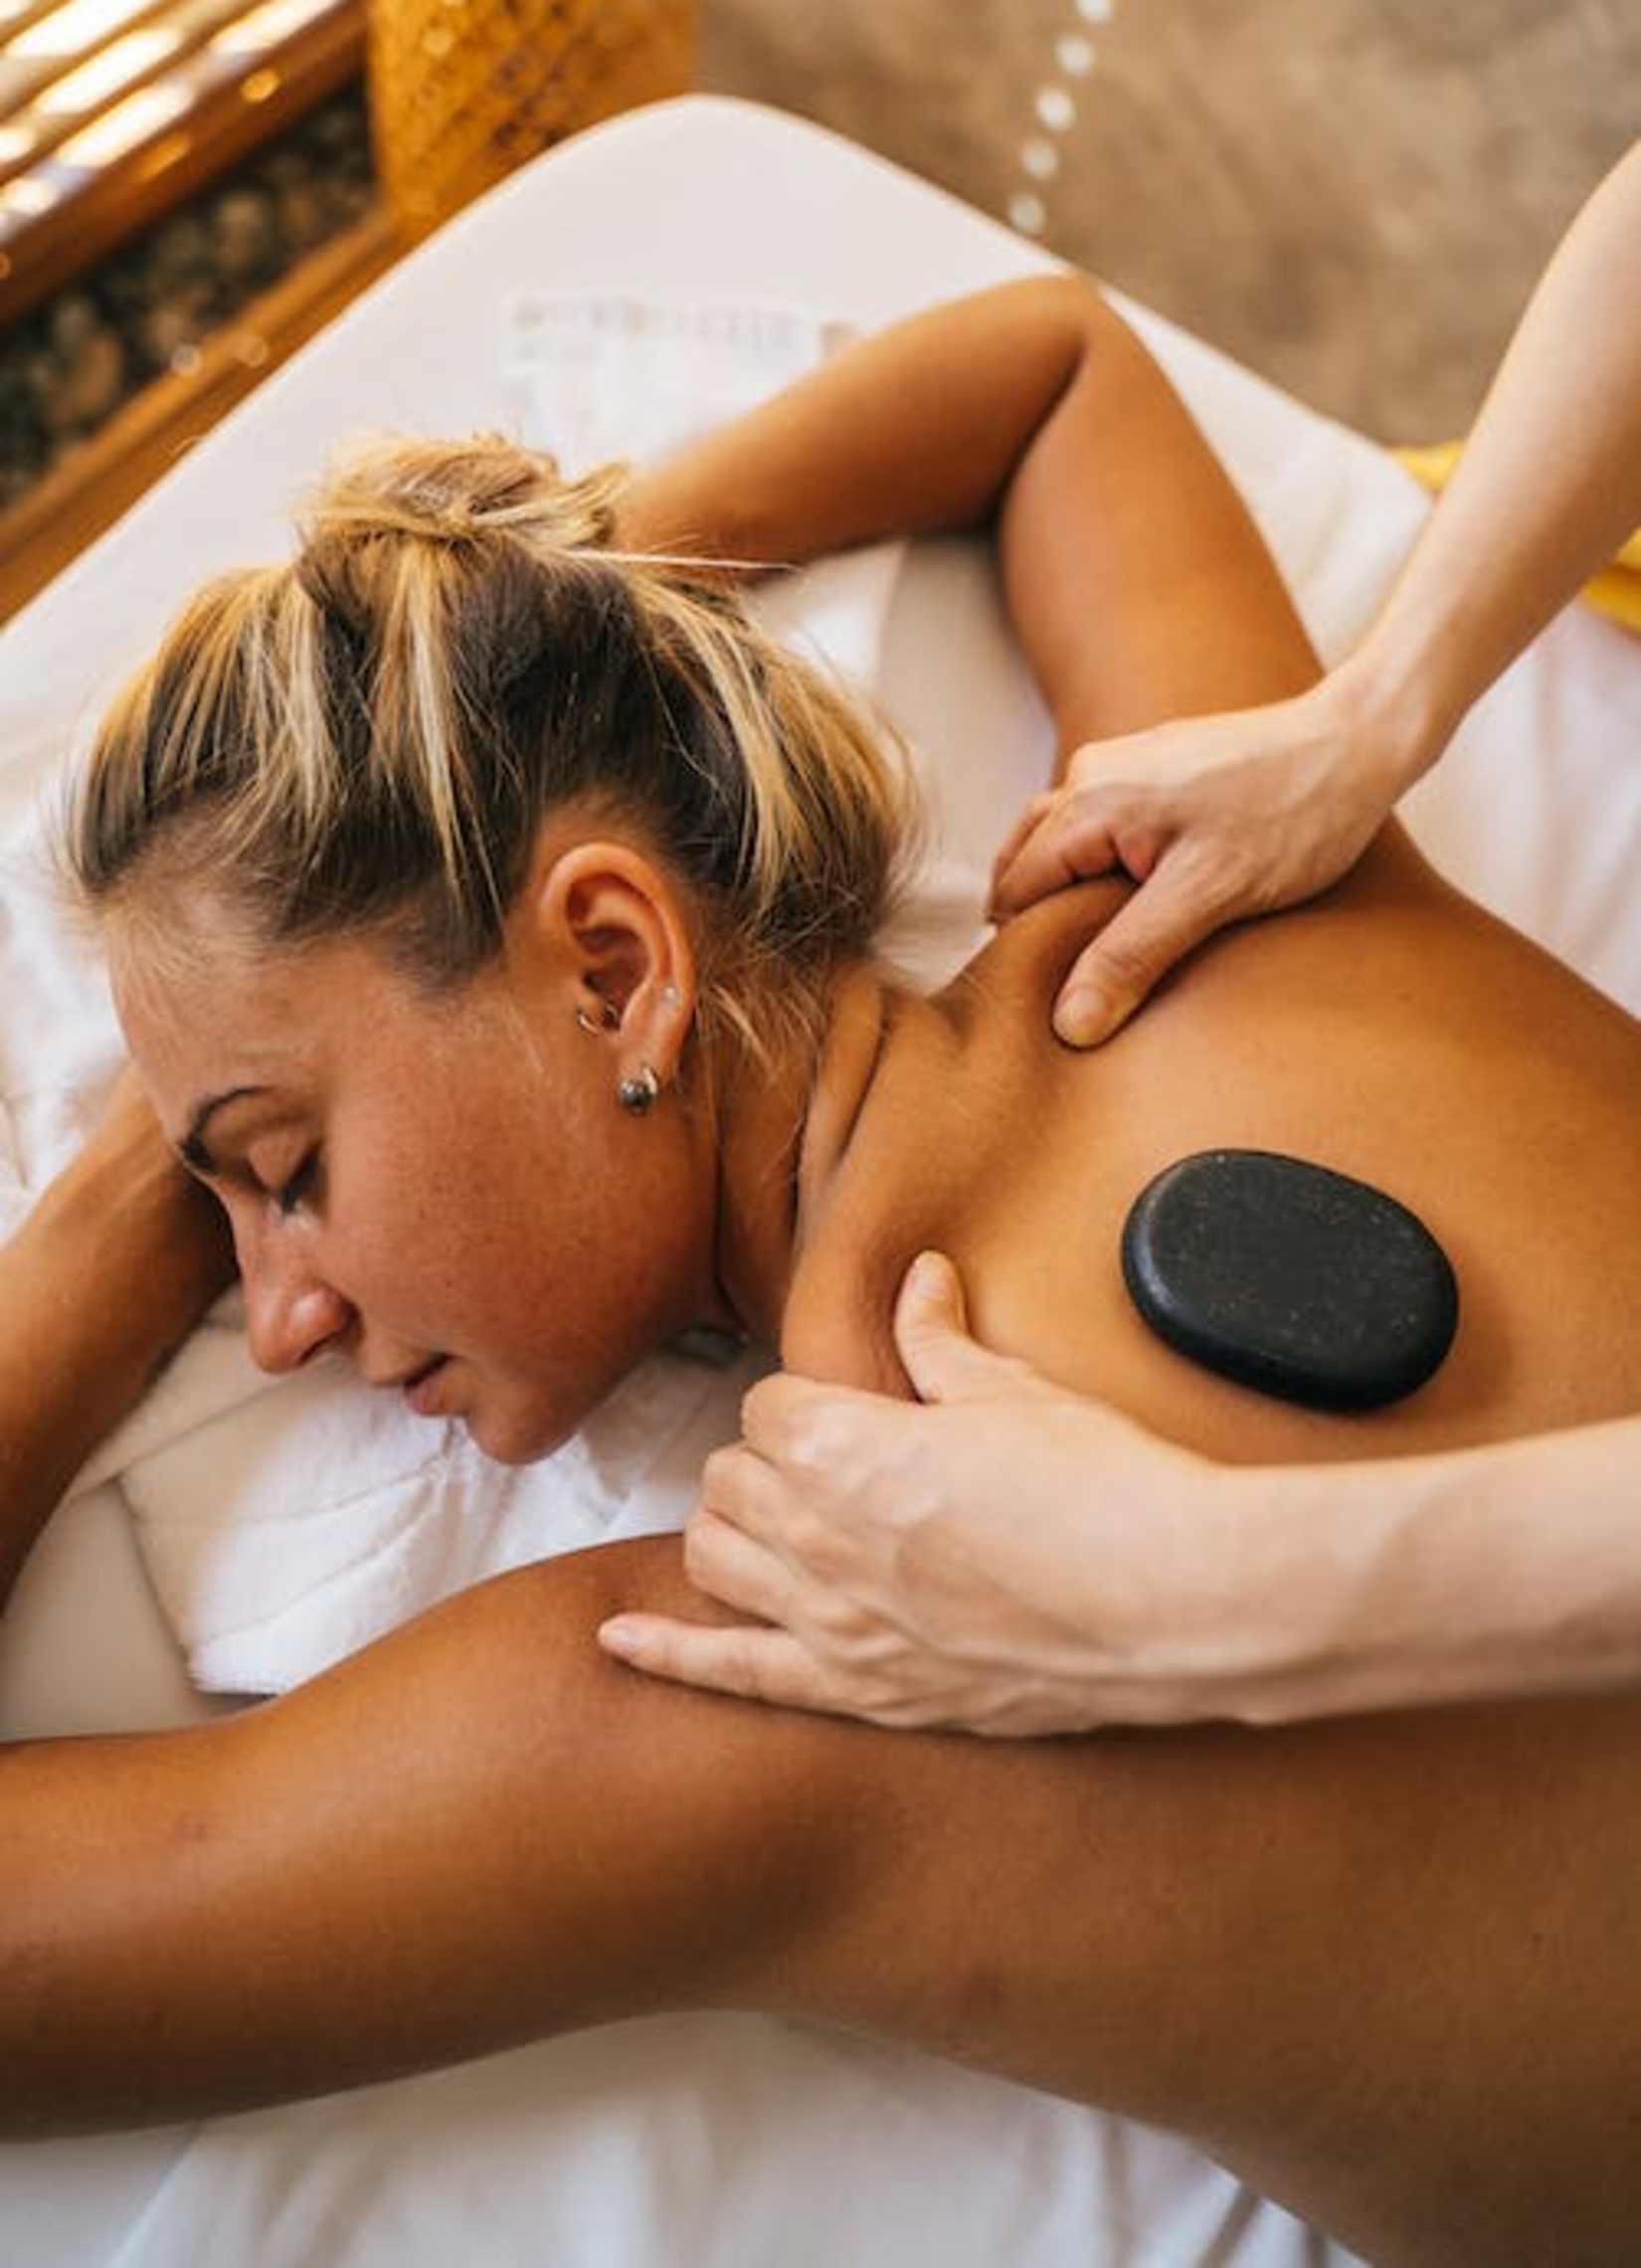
[
  {"xmin": 579, "ymin": 989, "xmax": 676, "ymax": 1112},
  {"xmin": 618, "ymin": 1063, "xmax": 661, "ymax": 1115}
]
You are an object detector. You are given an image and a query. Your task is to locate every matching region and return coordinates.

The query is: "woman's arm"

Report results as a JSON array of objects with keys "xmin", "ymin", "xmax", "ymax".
[
  {"xmin": 0, "ymin": 1531, "xmax": 882, "ymax": 2133},
  {"xmin": 10, "ymin": 1486, "xmax": 1641, "ymax": 2268},
  {"xmin": 604, "ymin": 1253, "xmax": 1641, "ymax": 1731},
  {"xmin": 0, "ymin": 1075, "xmax": 231, "ymax": 1605},
  {"xmin": 0, "ymin": 1117, "xmax": 870, "ymax": 2130},
  {"xmin": 992, "ymin": 138, "xmax": 1641, "ymax": 1043},
  {"xmin": 622, "ymin": 273, "xmax": 1319, "ymax": 744}
]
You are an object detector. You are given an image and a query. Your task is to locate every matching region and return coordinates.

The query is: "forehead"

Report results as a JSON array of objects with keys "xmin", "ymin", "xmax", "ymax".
[
  {"xmin": 102, "ymin": 877, "xmax": 549, "ymax": 1162},
  {"xmin": 108, "ymin": 908, "xmax": 416, "ymax": 1111}
]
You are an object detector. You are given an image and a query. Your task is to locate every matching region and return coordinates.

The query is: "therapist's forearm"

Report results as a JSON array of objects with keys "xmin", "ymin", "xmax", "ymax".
[
  {"xmin": 1246, "ymin": 1417, "xmax": 1641, "ymax": 1720},
  {"xmin": 1343, "ymin": 139, "xmax": 1641, "ymax": 785},
  {"xmin": 0, "ymin": 1101, "xmax": 230, "ymax": 1607}
]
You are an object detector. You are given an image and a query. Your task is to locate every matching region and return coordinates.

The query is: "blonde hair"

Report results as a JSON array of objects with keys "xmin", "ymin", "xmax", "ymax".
[{"xmin": 68, "ymin": 434, "xmax": 911, "ymax": 1054}]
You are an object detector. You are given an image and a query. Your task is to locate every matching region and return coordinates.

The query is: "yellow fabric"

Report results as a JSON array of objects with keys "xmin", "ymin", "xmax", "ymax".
[{"xmin": 1394, "ymin": 439, "xmax": 1641, "ymax": 634}]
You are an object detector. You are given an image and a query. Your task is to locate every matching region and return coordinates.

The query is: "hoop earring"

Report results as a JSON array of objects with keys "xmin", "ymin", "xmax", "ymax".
[
  {"xmin": 618, "ymin": 1063, "xmax": 661, "ymax": 1116},
  {"xmin": 577, "ymin": 1000, "xmax": 621, "ymax": 1037}
]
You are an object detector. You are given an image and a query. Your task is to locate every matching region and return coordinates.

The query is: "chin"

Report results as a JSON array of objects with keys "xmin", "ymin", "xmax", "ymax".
[{"xmin": 461, "ymin": 1404, "xmax": 578, "ymax": 1468}]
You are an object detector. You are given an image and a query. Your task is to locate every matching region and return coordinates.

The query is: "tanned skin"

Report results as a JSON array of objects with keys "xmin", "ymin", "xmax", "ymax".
[{"xmin": 2, "ymin": 281, "xmax": 1636, "ymax": 2268}]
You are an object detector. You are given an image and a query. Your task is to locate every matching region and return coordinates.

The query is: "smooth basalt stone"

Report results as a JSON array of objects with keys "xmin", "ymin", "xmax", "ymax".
[{"xmin": 1122, "ymin": 1147, "xmax": 1459, "ymax": 1412}]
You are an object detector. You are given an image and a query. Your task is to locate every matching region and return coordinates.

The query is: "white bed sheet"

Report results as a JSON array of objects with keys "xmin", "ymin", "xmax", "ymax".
[{"xmin": 2, "ymin": 92, "xmax": 1637, "ymax": 2268}]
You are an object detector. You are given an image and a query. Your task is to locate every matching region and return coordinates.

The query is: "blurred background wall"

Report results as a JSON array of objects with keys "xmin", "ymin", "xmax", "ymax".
[
  {"xmin": 3, "ymin": 0, "xmax": 1634, "ymax": 613},
  {"xmin": 703, "ymin": 0, "xmax": 1639, "ymax": 441}
]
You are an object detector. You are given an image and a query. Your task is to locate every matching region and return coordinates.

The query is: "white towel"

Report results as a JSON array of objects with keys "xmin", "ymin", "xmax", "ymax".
[{"xmin": 5, "ymin": 299, "xmax": 909, "ymax": 1693}]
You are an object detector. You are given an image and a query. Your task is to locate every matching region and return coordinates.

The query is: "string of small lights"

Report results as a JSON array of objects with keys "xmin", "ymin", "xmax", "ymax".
[{"xmin": 1003, "ymin": 0, "xmax": 1112, "ymax": 243}]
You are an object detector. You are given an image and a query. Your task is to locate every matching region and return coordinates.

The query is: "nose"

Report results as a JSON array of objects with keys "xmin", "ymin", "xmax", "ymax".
[{"xmin": 238, "ymin": 1223, "xmax": 354, "ymax": 1375}]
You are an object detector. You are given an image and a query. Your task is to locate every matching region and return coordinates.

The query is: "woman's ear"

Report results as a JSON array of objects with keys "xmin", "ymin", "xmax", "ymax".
[{"xmin": 532, "ymin": 840, "xmax": 697, "ymax": 1082}]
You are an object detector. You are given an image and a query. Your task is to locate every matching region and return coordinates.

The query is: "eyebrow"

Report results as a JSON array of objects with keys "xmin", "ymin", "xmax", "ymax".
[{"xmin": 178, "ymin": 1086, "xmax": 272, "ymax": 1176}]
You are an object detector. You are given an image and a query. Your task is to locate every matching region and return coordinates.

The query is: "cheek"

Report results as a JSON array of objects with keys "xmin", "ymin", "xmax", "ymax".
[
  {"xmin": 353, "ymin": 1043, "xmax": 706, "ymax": 1383},
  {"xmin": 484, "ymin": 1142, "xmax": 698, "ymax": 1377},
  {"xmin": 374, "ymin": 1130, "xmax": 588, "ymax": 1350}
]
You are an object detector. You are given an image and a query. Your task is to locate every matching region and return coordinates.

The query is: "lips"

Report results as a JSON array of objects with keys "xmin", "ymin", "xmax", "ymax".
[{"xmin": 402, "ymin": 1356, "xmax": 450, "ymax": 1417}]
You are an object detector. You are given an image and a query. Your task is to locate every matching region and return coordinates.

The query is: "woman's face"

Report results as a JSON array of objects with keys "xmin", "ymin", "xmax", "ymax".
[{"xmin": 111, "ymin": 898, "xmax": 725, "ymax": 1464}]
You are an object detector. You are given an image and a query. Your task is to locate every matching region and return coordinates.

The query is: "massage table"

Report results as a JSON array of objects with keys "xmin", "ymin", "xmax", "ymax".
[{"xmin": 1, "ymin": 94, "xmax": 1637, "ymax": 2268}]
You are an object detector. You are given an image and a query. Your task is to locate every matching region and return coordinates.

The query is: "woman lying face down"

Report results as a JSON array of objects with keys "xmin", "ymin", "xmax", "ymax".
[{"xmin": 22, "ymin": 277, "xmax": 1641, "ymax": 2264}]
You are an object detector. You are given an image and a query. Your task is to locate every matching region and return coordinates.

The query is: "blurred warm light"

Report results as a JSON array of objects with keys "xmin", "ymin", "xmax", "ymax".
[
  {"xmin": 0, "ymin": 172, "xmax": 60, "ymax": 216},
  {"xmin": 133, "ymin": 122, "xmax": 190, "ymax": 177},
  {"xmin": 35, "ymin": 28, "xmax": 183, "ymax": 112},
  {"xmin": 55, "ymin": 77, "xmax": 188, "ymax": 164},
  {"xmin": 8, "ymin": 0, "xmax": 154, "ymax": 57},
  {"xmin": 212, "ymin": 0, "xmax": 334, "ymax": 55},
  {"xmin": 0, "ymin": 0, "xmax": 361, "ymax": 311}
]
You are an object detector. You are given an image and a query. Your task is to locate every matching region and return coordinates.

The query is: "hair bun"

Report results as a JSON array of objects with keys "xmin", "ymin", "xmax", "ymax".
[{"xmin": 295, "ymin": 434, "xmax": 625, "ymax": 631}]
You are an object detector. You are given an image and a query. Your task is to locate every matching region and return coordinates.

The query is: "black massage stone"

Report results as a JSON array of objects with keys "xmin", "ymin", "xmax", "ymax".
[{"xmin": 1121, "ymin": 1149, "xmax": 1459, "ymax": 1411}]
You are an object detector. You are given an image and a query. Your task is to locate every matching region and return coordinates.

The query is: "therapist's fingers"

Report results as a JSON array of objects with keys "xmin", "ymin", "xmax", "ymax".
[
  {"xmin": 1047, "ymin": 855, "xmax": 1229, "ymax": 1045},
  {"xmin": 597, "ymin": 1610, "xmax": 841, "ymax": 1714},
  {"xmin": 988, "ymin": 789, "xmax": 1063, "ymax": 898},
  {"xmin": 990, "ymin": 726, "xmax": 1186, "ymax": 913},
  {"xmin": 891, "ymin": 1251, "xmax": 1044, "ymax": 1407},
  {"xmin": 701, "ymin": 1404, "xmax": 863, "ymax": 1559},
  {"xmin": 679, "ymin": 1502, "xmax": 806, "ymax": 1622},
  {"xmin": 732, "ymin": 1368, "xmax": 898, "ymax": 1489},
  {"xmin": 989, "ymin": 791, "xmax": 1135, "ymax": 921},
  {"xmin": 698, "ymin": 1428, "xmax": 802, "ymax": 1541}
]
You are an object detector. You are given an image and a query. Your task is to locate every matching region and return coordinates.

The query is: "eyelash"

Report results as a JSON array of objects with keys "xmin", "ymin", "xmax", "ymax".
[{"xmin": 274, "ymin": 1151, "xmax": 321, "ymax": 1218}]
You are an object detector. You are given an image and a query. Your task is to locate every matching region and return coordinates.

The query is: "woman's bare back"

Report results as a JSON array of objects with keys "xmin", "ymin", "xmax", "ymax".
[{"xmin": 787, "ymin": 823, "xmax": 1641, "ymax": 1463}]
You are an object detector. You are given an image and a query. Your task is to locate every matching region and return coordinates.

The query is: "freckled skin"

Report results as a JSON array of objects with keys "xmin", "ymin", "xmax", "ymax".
[{"xmin": 111, "ymin": 891, "xmax": 728, "ymax": 1467}]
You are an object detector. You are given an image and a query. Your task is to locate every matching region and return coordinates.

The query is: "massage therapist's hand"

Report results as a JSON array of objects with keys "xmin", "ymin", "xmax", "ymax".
[
  {"xmin": 991, "ymin": 661, "xmax": 1418, "ymax": 1047},
  {"xmin": 1004, "ymin": 141, "xmax": 1641, "ymax": 1049},
  {"xmin": 604, "ymin": 1247, "xmax": 1641, "ymax": 1731},
  {"xmin": 599, "ymin": 1252, "xmax": 1300, "ymax": 1736}
]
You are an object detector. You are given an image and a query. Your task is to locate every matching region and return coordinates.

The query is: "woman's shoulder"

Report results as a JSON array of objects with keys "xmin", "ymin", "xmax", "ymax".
[
  {"xmin": 780, "ymin": 906, "xmax": 1117, "ymax": 1394},
  {"xmin": 784, "ymin": 830, "xmax": 1641, "ymax": 1457}
]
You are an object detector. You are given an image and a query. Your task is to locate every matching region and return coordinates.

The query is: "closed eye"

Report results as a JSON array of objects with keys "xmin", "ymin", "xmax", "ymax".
[{"xmin": 274, "ymin": 1150, "xmax": 322, "ymax": 1218}]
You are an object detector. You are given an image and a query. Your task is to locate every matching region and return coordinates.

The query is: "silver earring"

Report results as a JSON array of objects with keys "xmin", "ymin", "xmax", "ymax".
[
  {"xmin": 618, "ymin": 1062, "xmax": 661, "ymax": 1115},
  {"xmin": 577, "ymin": 999, "xmax": 621, "ymax": 1037}
]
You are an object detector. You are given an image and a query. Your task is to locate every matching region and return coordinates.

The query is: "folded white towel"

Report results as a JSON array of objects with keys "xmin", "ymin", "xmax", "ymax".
[
  {"xmin": 503, "ymin": 292, "xmax": 854, "ymax": 466},
  {"xmin": 5, "ymin": 298, "xmax": 906, "ymax": 1693},
  {"xmin": 0, "ymin": 834, "xmax": 125, "ymax": 1218},
  {"xmin": 124, "ymin": 1336, "xmax": 768, "ymax": 1696}
]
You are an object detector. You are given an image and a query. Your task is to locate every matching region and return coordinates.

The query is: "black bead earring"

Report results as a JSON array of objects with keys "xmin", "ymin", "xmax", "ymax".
[{"xmin": 618, "ymin": 1063, "xmax": 661, "ymax": 1115}]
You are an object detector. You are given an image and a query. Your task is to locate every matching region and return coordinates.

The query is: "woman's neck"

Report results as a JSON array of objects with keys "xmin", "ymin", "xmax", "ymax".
[{"xmin": 708, "ymin": 962, "xmax": 891, "ymax": 1343}]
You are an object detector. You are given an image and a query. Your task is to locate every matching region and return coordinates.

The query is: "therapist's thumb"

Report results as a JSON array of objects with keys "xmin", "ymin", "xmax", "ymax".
[
  {"xmin": 1052, "ymin": 876, "xmax": 1217, "ymax": 1047},
  {"xmin": 894, "ymin": 1251, "xmax": 1039, "ymax": 1407}
]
